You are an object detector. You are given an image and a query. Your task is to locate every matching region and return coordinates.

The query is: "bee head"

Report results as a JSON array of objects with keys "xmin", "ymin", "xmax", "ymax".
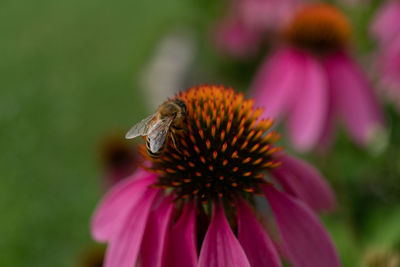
[{"xmin": 174, "ymin": 99, "xmax": 187, "ymax": 114}]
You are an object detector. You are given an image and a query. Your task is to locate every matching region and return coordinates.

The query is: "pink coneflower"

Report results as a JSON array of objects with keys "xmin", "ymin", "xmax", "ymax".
[
  {"xmin": 99, "ymin": 134, "xmax": 139, "ymax": 188},
  {"xmin": 371, "ymin": 0, "xmax": 400, "ymax": 110},
  {"xmin": 214, "ymin": 0, "xmax": 302, "ymax": 57},
  {"xmin": 251, "ymin": 4, "xmax": 384, "ymax": 151},
  {"xmin": 91, "ymin": 85, "xmax": 339, "ymax": 267}
]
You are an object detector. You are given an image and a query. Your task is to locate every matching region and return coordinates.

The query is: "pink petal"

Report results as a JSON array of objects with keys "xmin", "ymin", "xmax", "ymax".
[
  {"xmin": 198, "ymin": 202, "xmax": 250, "ymax": 267},
  {"xmin": 103, "ymin": 188, "xmax": 159, "ymax": 267},
  {"xmin": 287, "ymin": 54, "xmax": 328, "ymax": 151},
  {"xmin": 164, "ymin": 202, "xmax": 198, "ymax": 267},
  {"xmin": 140, "ymin": 196, "xmax": 175, "ymax": 267},
  {"xmin": 237, "ymin": 199, "xmax": 281, "ymax": 267},
  {"xmin": 272, "ymin": 155, "xmax": 336, "ymax": 212},
  {"xmin": 251, "ymin": 48, "xmax": 305, "ymax": 119},
  {"xmin": 371, "ymin": 1, "xmax": 400, "ymax": 44},
  {"xmin": 323, "ymin": 52, "xmax": 384, "ymax": 146},
  {"xmin": 91, "ymin": 170, "xmax": 157, "ymax": 242},
  {"xmin": 263, "ymin": 186, "xmax": 341, "ymax": 267}
]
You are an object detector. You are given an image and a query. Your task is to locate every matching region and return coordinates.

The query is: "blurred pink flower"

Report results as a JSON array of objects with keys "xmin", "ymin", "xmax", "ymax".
[
  {"xmin": 371, "ymin": 0, "xmax": 400, "ymax": 110},
  {"xmin": 214, "ymin": 0, "xmax": 302, "ymax": 57},
  {"xmin": 251, "ymin": 4, "xmax": 384, "ymax": 151},
  {"xmin": 91, "ymin": 86, "xmax": 339, "ymax": 267}
]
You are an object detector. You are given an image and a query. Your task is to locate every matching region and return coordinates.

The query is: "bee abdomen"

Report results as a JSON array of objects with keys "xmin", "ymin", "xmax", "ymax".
[{"xmin": 146, "ymin": 139, "xmax": 163, "ymax": 158}]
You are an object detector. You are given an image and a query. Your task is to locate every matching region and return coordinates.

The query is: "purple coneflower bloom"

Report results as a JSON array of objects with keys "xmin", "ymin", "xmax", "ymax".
[
  {"xmin": 371, "ymin": 0, "xmax": 400, "ymax": 111},
  {"xmin": 251, "ymin": 4, "xmax": 384, "ymax": 151},
  {"xmin": 214, "ymin": 0, "xmax": 302, "ymax": 57},
  {"xmin": 91, "ymin": 85, "xmax": 339, "ymax": 267}
]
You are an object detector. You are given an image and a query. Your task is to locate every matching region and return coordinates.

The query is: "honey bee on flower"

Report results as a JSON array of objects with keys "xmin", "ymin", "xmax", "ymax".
[
  {"xmin": 92, "ymin": 85, "xmax": 339, "ymax": 267},
  {"xmin": 125, "ymin": 99, "xmax": 187, "ymax": 158}
]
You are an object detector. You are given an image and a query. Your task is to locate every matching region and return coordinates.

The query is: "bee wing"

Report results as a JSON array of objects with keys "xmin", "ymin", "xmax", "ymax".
[
  {"xmin": 147, "ymin": 117, "xmax": 174, "ymax": 153},
  {"xmin": 125, "ymin": 114, "xmax": 155, "ymax": 139}
]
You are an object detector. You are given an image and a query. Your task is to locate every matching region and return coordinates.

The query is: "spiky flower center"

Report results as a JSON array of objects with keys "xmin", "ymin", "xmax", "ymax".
[
  {"xmin": 284, "ymin": 4, "xmax": 351, "ymax": 53},
  {"xmin": 144, "ymin": 85, "xmax": 282, "ymax": 202}
]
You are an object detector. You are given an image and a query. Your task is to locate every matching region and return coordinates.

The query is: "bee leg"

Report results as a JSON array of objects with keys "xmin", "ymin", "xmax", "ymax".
[{"xmin": 170, "ymin": 131, "xmax": 182, "ymax": 154}]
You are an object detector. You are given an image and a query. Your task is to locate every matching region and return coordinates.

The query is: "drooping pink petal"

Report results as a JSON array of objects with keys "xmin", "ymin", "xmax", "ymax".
[
  {"xmin": 103, "ymin": 188, "xmax": 159, "ymax": 267},
  {"xmin": 198, "ymin": 202, "xmax": 250, "ymax": 267},
  {"xmin": 370, "ymin": 1, "xmax": 400, "ymax": 44},
  {"xmin": 237, "ymin": 199, "xmax": 281, "ymax": 267},
  {"xmin": 251, "ymin": 48, "xmax": 305, "ymax": 120},
  {"xmin": 91, "ymin": 170, "xmax": 157, "ymax": 242},
  {"xmin": 323, "ymin": 52, "xmax": 384, "ymax": 146},
  {"xmin": 287, "ymin": 54, "xmax": 328, "ymax": 151},
  {"xmin": 263, "ymin": 186, "xmax": 341, "ymax": 267},
  {"xmin": 140, "ymin": 195, "xmax": 175, "ymax": 267},
  {"xmin": 164, "ymin": 202, "xmax": 198, "ymax": 267},
  {"xmin": 271, "ymin": 155, "xmax": 336, "ymax": 212}
]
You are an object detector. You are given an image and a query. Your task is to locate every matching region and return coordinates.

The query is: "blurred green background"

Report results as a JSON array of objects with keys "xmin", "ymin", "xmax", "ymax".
[{"xmin": 0, "ymin": 0, "xmax": 399, "ymax": 266}]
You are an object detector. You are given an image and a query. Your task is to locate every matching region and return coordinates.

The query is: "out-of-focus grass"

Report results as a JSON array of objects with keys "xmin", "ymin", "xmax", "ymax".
[{"xmin": 0, "ymin": 0, "xmax": 196, "ymax": 266}]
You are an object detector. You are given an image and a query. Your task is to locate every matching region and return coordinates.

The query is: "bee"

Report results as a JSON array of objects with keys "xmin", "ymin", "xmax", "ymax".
[{"xmin": 125, "ymin": 99, "xmax": 187, "ymax": 158}]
